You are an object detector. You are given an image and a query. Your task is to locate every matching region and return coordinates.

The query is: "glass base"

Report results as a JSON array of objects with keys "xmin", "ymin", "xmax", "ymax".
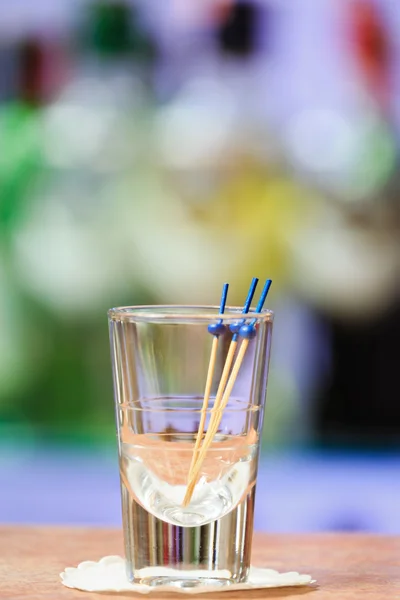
[
  {"xmin": 135, "ymin": 576, "xmax": 235, "ymax": 589},
  {"xmin": 122, "ymin": 486, "xmax": 255, "ymax": 587}
]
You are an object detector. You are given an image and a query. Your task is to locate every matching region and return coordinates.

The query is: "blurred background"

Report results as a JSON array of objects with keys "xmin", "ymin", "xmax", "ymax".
[{"xmin": 1, "ymin": 0, "xmax": 399, "ymax": 533}]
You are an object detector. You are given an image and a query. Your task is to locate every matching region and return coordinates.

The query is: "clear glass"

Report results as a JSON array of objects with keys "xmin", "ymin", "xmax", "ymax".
[{"xmin": 108, "ymin": 305, "xmax": 273, "ymax": 588}]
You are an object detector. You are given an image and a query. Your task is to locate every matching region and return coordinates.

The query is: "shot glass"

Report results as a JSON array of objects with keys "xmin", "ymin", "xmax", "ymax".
[{"xmin": 108, "ymin": 305, "xmax": 273, "ymax": 588}]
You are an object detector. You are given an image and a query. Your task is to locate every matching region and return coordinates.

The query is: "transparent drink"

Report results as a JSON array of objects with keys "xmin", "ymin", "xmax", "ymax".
[{"xmin": 119, "ymin": 397, "xmax": 259, "ymax": 528}]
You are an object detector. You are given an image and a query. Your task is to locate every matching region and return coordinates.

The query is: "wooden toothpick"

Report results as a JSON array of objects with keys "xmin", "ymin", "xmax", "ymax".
[
  {"xmin": 187, "ymin": 284, "xmax": 229, "ymax": 482},
  {"xmin": 183, "ymin": 337, "xmax": 251, "ymax": 506},
  {"xmin": 186, "ymin": 337, "xmax": 237, "ymax": 487},
  {"xmin": 183, "ymin": 277, "xmax": 260, "ymax": 507}
]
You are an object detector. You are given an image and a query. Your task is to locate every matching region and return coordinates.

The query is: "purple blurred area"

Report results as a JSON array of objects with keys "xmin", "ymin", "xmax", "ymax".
[{"xmin": 2, "ymin": 447, "xmax": 399, "ymax": 533}]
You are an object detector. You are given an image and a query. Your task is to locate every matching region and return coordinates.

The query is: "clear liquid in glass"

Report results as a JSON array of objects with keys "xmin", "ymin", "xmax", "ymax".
[{"xmin": 118, "ymin": 397, "xmax": 260, "ymax": 586}]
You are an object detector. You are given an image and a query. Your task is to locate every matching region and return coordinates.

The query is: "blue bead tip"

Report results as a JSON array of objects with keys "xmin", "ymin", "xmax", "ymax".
[
  {"xmin": 239, "ymin": 324, "xmax": 257, "ymax": 340},
  {"xmin": 208, "ymin": 322, "xmax": 226, "ymax": 337},
  {"xmin": 229, "ymin": 322, "xmax": 242, "ymax": 334}
]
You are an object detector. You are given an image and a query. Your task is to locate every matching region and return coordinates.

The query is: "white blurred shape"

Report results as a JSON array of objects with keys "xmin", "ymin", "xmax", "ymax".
[
  {"xmin": 60, "ymin": 73, "xmax": 147, "ymax": 111},
  {"xmin": 286, "ymin": 108, "xmax": 357, "ymax": 175},
  {"xmin": 42, "ymin": 104, "xmax": 115, "ymax": 168},
  {"xmin": 13, "ymin": 194, "xmax": 123, "ymax": 315},
  {"xmin": 116, "ymin": 177, "xmax": 237, "ymax": 303},
  {"xmin": 290, "ymin": 217, "xmax": 400, "ymax": 319},
  {"xmin": 156, "ymin": 79, "xmax": 236, "ymax": 169}
]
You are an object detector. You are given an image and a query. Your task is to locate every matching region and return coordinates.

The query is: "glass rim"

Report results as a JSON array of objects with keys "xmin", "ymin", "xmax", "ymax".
[{"xmin": 108, "ymin": 304, "xmax": 274, "ymax": 322}]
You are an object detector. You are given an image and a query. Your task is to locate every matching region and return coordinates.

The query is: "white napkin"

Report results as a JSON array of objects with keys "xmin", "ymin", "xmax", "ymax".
[{"xmin": 61, "ymin": 555, "xmax": 315, "ymax": 594}]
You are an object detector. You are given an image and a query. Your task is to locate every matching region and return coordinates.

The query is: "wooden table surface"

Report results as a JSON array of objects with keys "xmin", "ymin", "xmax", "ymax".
[{"xmin": 0, "ymin": 527, "xmax": 399, "ymax": 599}]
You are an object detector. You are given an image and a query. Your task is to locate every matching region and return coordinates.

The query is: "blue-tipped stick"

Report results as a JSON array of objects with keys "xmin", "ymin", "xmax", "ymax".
[
  {"xmin": 231, "ymin": 277, "xmax": 259, "ymax": 340},
  {"xmin": 239, "ymin": 278, "xmax": 272, "ymax": 339},
  {"xmin": 253, "ymin": 278, "xmax": 272, "ymax": 321},
  {"xmin": 243, "ymin": 277, "xmax": 259, "ymax": 314},
  {"xmin": 208, "ymin": 283, "xmax": 229, "ymax": 336},
  {"xmin": 219, "ymin": 283, "xmax": 229, "ymax": 318},
  {"xmin": 188, "ymin": 283, "xmax": 229, "ymax": 491}
]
